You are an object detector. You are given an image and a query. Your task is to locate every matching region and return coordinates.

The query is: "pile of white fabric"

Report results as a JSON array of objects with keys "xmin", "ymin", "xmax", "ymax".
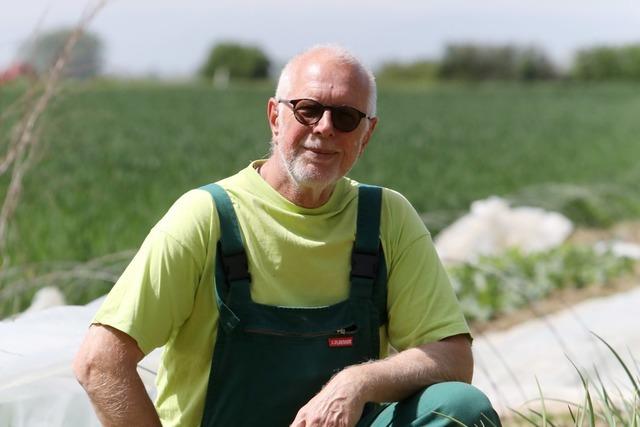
[
  {"xmin": 0, "ymin": 295, "xmax": 161, "ymax": 427},
  {"xmin": 435, "ymin": 196, "xmax": 574, "ymax": 263}
]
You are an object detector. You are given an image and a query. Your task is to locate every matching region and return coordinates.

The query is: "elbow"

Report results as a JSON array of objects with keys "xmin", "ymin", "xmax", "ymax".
[
  {"xmin": 73, "ymin": 324, "xmax": 144, "ymax": 393},
  {"xmin": 439, "ymin": 333, "xmax": 474, "ymax": 384},
  {"xmin": 458, "ymin": 338, "xmax": 474, "ymax": 384},
  {"xmin": 447, "ymin": 346, "xmax": 473, "ymax": 384},
  {"xmin": 73, "ymin": 347, "xmax": 100, "ymax": 391},
  {"xmin": 459, "ymin": 355, "xmax": 474, "ymax": 384}
]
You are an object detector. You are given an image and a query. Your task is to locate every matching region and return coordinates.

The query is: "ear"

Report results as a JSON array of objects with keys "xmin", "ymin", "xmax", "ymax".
[
  {"xmin": 267, "ymin": 97, "xmax": 280, "ymax": 139},
  {"xmin": 358, "ymin": 117, "xmax": 378, "ymax": 156}
]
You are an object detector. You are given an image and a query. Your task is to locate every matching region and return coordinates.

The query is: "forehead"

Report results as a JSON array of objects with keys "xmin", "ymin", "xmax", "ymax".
[{"xmin": 288, "ymin": 58, "xmax": 369, "ymax": 108}]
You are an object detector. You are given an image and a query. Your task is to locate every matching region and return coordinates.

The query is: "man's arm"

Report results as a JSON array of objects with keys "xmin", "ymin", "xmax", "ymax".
[
  {"xmin": 290, "ymin": 333, "xmax": 472, "ymax": 427},
  {"xmin": 73, "ymin": 324, "xmax": 161, "ymax": 427}
]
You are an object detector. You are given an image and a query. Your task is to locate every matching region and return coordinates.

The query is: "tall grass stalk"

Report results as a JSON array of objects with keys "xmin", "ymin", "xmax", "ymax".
[
  {"xmin": 506, "ymin": 334, "xmax": 640, "ymax": 426},
  {"xmin": 0, "ymin": 0, "xmax": 107, "ymax": 258}
]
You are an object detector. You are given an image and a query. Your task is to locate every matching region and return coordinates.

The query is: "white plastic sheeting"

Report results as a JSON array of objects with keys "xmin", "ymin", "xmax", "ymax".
[
  {"xmin": 0, "ymin": 298, "xmax": 160, "ymax": 427},
  {"xmin": 473, "ymin": 285, "xmax": 640, "ymax": 415},
  {"xmin": 3, "ymin": 287, "xmax": 639, "ymax": 422},
  {"xmin": 23, "ymin": 287, "xmax": 66, "ymax": 314},
  {"xmin": 1, "ymin": 196, "xmax": 635, "ymax": 424},
  {"xmin": 595, "ymin": 240, "xmax": 640, "ymax": 260},
  {"xmin": 435, "ymin": 197, "xmax": 574, "ymax": 264}
]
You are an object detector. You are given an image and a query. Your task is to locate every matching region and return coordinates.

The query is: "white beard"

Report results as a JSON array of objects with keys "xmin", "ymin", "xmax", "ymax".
[{"xmin": 274, "ymin": 137, "xmax": 337, "ymax": 187}]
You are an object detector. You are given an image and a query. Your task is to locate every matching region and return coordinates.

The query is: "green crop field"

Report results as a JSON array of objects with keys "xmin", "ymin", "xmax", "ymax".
[{"xmin": 2, "ymin": 80, "xmax": 640, "ymax": 267}]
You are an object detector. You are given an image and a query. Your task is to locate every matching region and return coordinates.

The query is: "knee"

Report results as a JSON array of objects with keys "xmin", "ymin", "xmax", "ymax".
[{"xmin": 420, "ymin": 382, "xmax": 500, "ymax": 426}]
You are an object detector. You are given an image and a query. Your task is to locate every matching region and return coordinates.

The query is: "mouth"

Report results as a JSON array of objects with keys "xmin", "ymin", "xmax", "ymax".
[{"xmin": 303, "ymin": 146, "xmax": 338, "ymax": 156}]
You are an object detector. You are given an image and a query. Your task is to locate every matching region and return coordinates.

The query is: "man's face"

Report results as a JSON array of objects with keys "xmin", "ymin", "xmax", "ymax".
[{"xmin": 267, "ymin": 58, "xmax": 377, "ymax": 189}]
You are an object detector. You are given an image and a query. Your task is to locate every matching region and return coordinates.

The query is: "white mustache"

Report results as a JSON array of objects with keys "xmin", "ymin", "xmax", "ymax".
[{"xmin": 302, "ymin": 146, "xmax": 338, "ymax": 154}]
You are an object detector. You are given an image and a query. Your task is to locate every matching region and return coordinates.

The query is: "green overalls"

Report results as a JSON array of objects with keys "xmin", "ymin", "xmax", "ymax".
[{"xmin": 199, "ymin": 183, "xmax": 387, "ymax": 427}]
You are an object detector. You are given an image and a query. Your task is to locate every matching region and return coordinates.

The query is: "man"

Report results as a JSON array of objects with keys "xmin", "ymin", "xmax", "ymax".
[{"xmin": 74, "ymin": 45, "xmax": 501, "ymax": 427}]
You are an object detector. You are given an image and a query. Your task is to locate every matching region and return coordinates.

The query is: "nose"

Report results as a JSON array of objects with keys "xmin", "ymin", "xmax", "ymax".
[{"xmin": 312, "ymin": 109, "xmax": 335, "ymax": 137}]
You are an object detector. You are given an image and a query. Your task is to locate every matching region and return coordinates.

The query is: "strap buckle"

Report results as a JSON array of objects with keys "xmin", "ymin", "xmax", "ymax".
[
  {"xmin": 351, "ymin": 251, "xmax": 379, "ymax": 280},
  {"xmin": 221, "ymin": 251, "xmax": 251, "ymax": 282}
]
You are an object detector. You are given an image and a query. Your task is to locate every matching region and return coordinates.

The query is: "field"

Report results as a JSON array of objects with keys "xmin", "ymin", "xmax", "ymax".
[{"xmin": 1, "ymin": 80, "xmax": 640, "ymax": 309}]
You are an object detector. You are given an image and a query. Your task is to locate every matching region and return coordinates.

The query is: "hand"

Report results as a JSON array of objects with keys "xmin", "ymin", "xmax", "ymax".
[{"xmin": 290, "ymin": 369, "xmax": 367, "ymax": 427}]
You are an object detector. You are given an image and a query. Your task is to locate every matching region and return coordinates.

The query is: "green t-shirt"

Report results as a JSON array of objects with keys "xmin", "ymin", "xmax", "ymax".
[{"xmin": 94, "ymin": 161, "xmax": 470, "ymax": 427}]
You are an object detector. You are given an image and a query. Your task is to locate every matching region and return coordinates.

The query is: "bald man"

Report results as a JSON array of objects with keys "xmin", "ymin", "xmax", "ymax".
[{"xmin": 74, "ymin": 45, "xmax": 501, "ymax": 427}]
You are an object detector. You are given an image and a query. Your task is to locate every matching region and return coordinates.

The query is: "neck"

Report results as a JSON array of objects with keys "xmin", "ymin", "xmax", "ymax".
[{"xmin": 258, "ymin": 159, "xmax": 336, "ymax": 208}]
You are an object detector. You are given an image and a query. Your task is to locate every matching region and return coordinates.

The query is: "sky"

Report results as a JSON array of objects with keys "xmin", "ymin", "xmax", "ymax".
[{"xmin": 1, "ymin": 0, "xmax": 639, "ymax": 77}]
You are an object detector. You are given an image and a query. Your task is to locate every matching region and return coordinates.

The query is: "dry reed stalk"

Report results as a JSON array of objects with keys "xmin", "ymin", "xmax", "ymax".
[{"xmin": 0, "ymin": 0, "xmax": 108, "ymax": 259}]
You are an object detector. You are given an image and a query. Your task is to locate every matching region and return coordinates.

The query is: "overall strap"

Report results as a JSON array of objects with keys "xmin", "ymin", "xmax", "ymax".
[
  {"xmin": 350, "ymin": 185, "xmax": 384, "ymax": 304},
  {"xmin": 200, "ymin": 184, "xmax": 251, "ymax": 327}
]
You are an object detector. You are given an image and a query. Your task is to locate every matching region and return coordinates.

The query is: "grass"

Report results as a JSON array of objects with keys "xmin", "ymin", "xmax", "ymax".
[{"xmin": 507, "ymin": 333, "xmax": 640, "ymax": 427}]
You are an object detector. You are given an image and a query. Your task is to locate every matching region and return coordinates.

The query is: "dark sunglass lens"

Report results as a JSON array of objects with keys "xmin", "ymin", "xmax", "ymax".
[
  {"xmin": 332, "ymin": 107, "xmax": 361, "ymax": 132},
  {"xmin": 293, "ymin": 100, "xmax": 324, "ymax": 124}
]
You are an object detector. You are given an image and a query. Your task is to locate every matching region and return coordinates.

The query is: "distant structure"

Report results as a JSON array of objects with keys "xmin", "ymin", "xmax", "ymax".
[{"xmin": 0, "ymin": 62, "xmax": 37, "ymax": 85}]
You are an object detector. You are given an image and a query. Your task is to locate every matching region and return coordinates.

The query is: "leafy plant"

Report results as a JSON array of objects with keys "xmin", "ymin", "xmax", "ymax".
[{"xmin": 448, "ymin": 245, "xmax": 635, "ymax": 323}]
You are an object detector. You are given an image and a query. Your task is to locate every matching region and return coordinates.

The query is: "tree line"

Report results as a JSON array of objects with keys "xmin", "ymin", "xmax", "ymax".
[
  {"xmin": 12, "ymin": 30, "xmax": 640, "ymax": 82},
  {"xmin": 378, "ymin": 43, "xmax": 640, "ymax": 83}
]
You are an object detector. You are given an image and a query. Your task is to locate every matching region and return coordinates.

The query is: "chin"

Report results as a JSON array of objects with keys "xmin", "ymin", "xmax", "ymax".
[{"xmin": 290, "ymin": 164, "xmax": 340, "ymax": 187}]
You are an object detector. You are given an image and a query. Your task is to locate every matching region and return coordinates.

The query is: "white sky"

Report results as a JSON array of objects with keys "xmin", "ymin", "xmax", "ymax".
[{"xmin": 1, "ymin": 0, "xmax": 639, "ymax": 77}]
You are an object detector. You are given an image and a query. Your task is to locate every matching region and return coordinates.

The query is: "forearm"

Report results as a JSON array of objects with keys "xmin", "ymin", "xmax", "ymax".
[
  {"xmin": 80, "ymin": 364, "xmax": 160, "ymax": 427},
  {"xmin": 339, "ymin": 334, "xmax": 473, "ymax": 404},
  {"xmin": 74, "ymin": 324, "xmax": 161, "ymax": 427}
]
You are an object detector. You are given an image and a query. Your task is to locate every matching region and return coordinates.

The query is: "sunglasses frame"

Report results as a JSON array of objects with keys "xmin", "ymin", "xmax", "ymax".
[{"xmin": 277, "ymin": 98, "xmax": 373, "ymax": 132}]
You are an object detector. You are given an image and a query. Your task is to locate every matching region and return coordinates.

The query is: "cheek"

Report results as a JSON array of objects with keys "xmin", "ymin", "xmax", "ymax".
[{"xmin": 284, "ymin": 121, "xmax": 311, "ymax": 143}]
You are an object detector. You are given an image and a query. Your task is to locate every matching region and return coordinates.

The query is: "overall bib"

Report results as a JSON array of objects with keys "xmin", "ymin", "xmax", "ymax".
[{"xmin": 199, "ymin": 183, "xmax": 388, "ymax": 427}]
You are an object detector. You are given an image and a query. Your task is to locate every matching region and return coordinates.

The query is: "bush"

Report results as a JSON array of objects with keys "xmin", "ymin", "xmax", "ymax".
[
  {"xmin": 515, "ymin": 47, "xmax": 557, "ymax": 81},
  {"xmin": 19, "ymin": 28, "xmax": 104, "ymax": 79},
  {"xmin": 572, "ymin": 44, "xmax": 640, "ymax": 80},
  {"xmin": 449, "ymin": 246, "xmax": 634, "ymax": 323},
  {"xmin": 199, "ymin": 42, "xmax": 270, "ymax": 81},
  {"xmin": 439, "ymin": 44, "xmax": 557, "ymax": 81}
]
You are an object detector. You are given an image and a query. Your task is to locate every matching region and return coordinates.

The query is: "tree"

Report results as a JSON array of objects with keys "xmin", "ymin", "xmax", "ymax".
[
  {"xmin": 572, "ymin": 45, "xmax": 640, "ymax": 80},
  {"xmin": 439, "ymin": 44, "xmax": 557, "ymax": 81},
  {"xmin": 19, "ymin": 28, "xmax": 104, "ymax": 79},
  {"xmin": 200, "ymin": 42, "xmax": 270, "ymax": 81}
]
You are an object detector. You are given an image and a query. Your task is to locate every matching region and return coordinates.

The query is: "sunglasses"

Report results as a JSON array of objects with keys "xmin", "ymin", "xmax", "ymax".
[{"xmin": 278, "ymin": 98, "xmax": 373, "ymax": 133}]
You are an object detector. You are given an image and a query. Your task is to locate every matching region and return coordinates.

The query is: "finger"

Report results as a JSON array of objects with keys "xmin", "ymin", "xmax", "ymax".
[{"xmin": 290, "ymin": 412, "xmax": 307, "ymax": 427}]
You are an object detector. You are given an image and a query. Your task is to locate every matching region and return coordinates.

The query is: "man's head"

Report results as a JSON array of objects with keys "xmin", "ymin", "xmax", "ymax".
[
  {"xmin": 275, "ymin": 46, "xmax": 377, "ymax": 118},
  {"xmin": 265, "ymin": 45, "xmax": 378, "ymax": 195}
]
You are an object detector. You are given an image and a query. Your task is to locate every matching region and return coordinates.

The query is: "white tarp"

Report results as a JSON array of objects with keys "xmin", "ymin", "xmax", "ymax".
[
  {"xmin": 3, "ymin": 287, "xmax": 639, "ymax": 422},
  {"xmin": 473, "ymin": 285, "xmax": 640, "ymax": 415},
  {"xmin": 1, "ymin": 196, "xmax": 636, "ymax": 424},
  {"xmin": 435, "ymin": 197, "xmax": 574, "ymax": 263},
  {"xmin": 0, "ymin": 298, "xmax": 160, "ymax": 427}
]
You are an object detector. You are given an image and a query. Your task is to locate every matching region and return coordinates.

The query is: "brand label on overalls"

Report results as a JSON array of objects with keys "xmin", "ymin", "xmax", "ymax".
[{"xmin": 328, "ymin": 337, "xmax": 354, "ymax": 347}]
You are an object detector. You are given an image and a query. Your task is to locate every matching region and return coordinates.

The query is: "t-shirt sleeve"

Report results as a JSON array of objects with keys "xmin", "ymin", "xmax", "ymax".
[
  {"xmin": 381, "ymin": 189, "xmax": 470, "ymax": 352},
  {"xmin": 92, "ymin": 189, "xmax": 215, "ymax": 355}
]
